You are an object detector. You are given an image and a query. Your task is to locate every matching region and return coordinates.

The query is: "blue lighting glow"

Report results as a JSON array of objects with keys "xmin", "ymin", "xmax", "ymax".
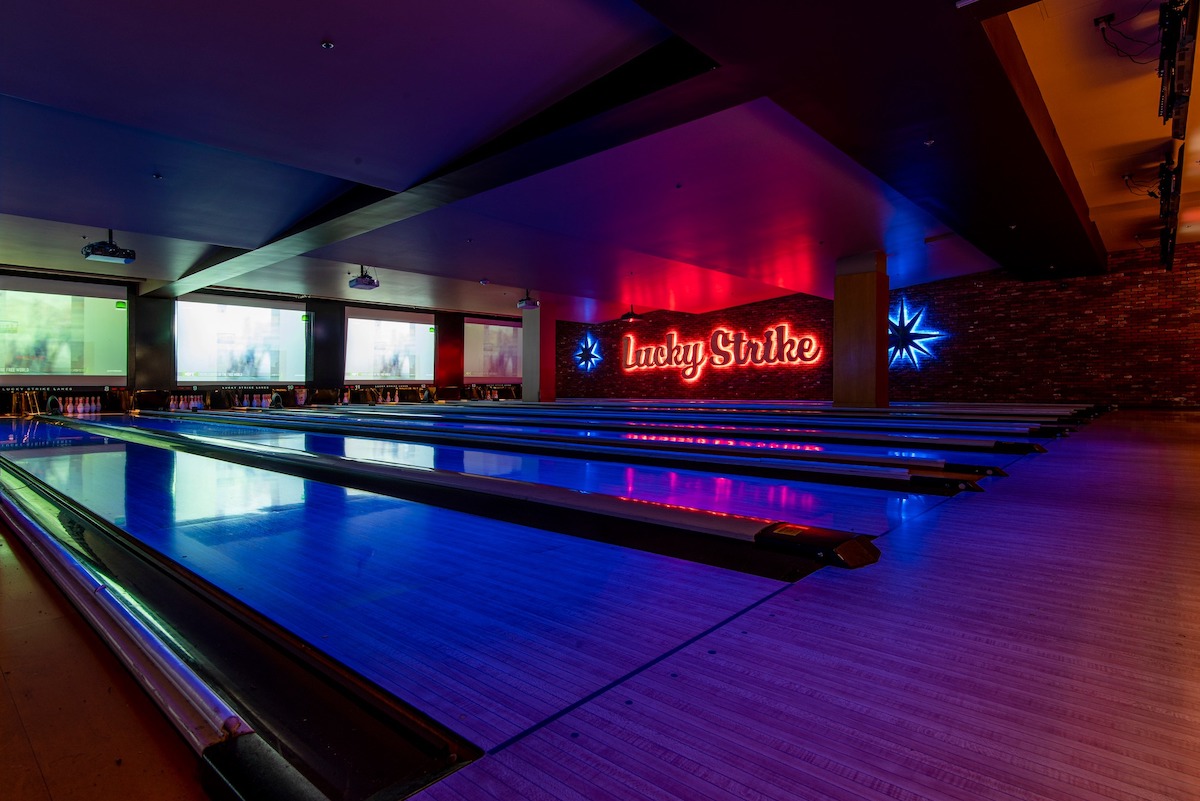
[
  {"xmin": 888, "ymin": 297, "xmax": 944, "ymax": 369},
  {"xmin": 574, "ymin": 332, "xmax": 603, "ymax": 372}
]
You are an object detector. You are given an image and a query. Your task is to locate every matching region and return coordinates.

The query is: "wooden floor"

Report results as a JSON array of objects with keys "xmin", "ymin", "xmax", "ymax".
[
  {"xmin": 2, "ymin": 411, "xmax": 1198, "ymax": 800},
  {"xmin": 0, "ymin": 523, "xmax": 208, "ymax": 801},
  {"xmin": 412, "ymin": 410, "xmax": 1200, "ymax": 801}
]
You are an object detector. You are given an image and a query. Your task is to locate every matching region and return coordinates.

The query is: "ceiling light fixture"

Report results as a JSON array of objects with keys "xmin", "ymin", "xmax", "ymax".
[
  {"xmin": 620, "ymin": 304, "xmax": 643, "ymax": 323},
  {"xmin": 81, "ymin": 229, "xmax": 136, "ymax": 264}
]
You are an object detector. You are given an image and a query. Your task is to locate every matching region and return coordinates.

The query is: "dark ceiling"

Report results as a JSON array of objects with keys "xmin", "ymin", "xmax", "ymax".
[{"xmin": 0, "ymin": 0, "xmax": 1184, "ymax": 322}]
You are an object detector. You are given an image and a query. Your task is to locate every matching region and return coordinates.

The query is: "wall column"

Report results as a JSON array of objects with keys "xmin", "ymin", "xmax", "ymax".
[
  {"xmin": 131, "ymin": 295, "xmax": 174, "ymax": 390},
  {"xmin": 306, "ymin": 299, "xmax": 345, "ymax": 390},
  {"xmin": 833, "ymin": 251, "xmax": 889, "ymax": 408},
  {"xmin": 520, "ymin": 302, "xmax": 557, "ymax": 402},
  {"xmin": 434, "ymin": 312, "xmax": 465, "ymax": 399}
]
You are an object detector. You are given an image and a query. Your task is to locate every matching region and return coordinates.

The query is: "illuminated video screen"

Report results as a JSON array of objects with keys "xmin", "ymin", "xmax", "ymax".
[
  {"xmin": 464, "ymin": 319, "xmax": 522, "ymax": 382},
  {"xmin": 176, "ymin": 297, "xmax": 309, "ymax": 385},
  {"xmin": 0, "ymin": 277, "xmax": 128, "ymax": 387},
  {"xmin": 344, "ymin": 309, "xmax": 435, "ymax": 383}
]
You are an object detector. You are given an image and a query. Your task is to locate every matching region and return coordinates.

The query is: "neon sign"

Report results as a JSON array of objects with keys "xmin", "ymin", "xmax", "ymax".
[
  {"xmin": 621, "ymin": 323, "xmax": 821, "ymax": 382},
  {"xmin": 574, "ymin": 332, "xmax": 603, "ymax": 372},
  {"xmin": 888, "ymin": 297, "xmax": 944, "ymax": 369}
]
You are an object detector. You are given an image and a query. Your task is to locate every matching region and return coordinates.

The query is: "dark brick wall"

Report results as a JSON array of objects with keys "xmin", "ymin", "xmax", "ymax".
[
  {"xmin": 555, "ymin": 243, "xmax": 1200, "ymax": 405},
  {"xmin": 888, "ymin": 247, "xmax": 1200, "ymax": 406}
]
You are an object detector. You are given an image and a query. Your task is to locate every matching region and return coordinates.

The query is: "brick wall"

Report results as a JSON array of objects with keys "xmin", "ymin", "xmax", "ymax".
[
  {"xmin": 888, "ymin": 247, "xmax": 1199, "ymax": 405},
  {"xmin": 555, "ymin": 244, "xmax": 1200, "ymax": 406}
]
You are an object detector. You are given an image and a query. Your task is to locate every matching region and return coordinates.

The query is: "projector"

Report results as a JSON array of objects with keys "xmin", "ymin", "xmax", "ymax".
[
  {"xmin": 349, "ymin": 274, "xmax": 379, "ymax": 290},
  {"xmin": 81, "ymin": 239, "xmax": 136, "ymax": 264},
  {"xmin": 516, "ymin": 291, "xmax": 539, "ymax": 310}
]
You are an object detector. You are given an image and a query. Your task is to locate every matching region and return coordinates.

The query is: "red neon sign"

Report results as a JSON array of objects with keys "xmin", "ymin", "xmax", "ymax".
[{"xmin": 621, "ymin": 323, "xmax": 822, "ymax": 382}]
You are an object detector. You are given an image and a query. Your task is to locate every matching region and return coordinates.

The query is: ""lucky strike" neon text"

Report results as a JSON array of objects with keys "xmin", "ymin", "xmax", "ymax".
[{"xmin": 621, "ymin": 323, "xmax": 822, "ymax": 382}]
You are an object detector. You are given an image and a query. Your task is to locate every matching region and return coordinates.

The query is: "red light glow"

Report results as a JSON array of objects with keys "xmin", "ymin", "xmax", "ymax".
[{"xmin": 612, "ymin": 495, "xmax": 772, "ymax": 524}]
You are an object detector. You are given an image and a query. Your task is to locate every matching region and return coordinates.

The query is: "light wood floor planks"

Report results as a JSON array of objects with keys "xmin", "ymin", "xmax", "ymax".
[
  {"xmin": 415, "ymin": 411, "xmax": 1200, "ymax": 800},
  {"xmin": 0, "ymin": 527, "xmax": 208, "ymax": 801}
]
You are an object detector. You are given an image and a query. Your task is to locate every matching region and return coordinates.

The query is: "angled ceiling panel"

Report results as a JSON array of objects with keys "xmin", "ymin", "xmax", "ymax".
[
  {"xmin": 0, "ymin": 0, "xmax": 668, "ymax": 191},
  {"xmin": 0, "ymin": 0, "xmax": 1175, "ymax": 323}
]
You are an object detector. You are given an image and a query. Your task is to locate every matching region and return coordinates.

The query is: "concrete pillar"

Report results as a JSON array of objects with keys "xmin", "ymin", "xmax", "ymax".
[
  {"xmin": 832, "ymin": 251, "xmax": 888, "ymax": 408},
  {"xmin": 520, "ymin": 302, "xmax": 557, "ymax": 402},
  {"xmin": 433, "ymin": 312, "xmax": 464, "ymax": 399}
]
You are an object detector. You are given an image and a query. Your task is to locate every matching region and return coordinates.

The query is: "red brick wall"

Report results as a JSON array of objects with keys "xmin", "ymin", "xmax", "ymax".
[{"xmin": 555, "ymin": 244, "xmax": 1200, "ymax": 406}]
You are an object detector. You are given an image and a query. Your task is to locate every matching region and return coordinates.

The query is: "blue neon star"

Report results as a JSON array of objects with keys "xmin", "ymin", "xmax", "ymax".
[
  {"xmin": 888, "ymin": 298, "xmax": 944, "ymax": 369},
  {"xmin": 574, "ymin": 332, "xmax": 602, "ymax": 372}
]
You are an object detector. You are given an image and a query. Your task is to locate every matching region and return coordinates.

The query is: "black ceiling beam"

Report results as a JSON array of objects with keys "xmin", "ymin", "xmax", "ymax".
[
  {"xmin": 424, "ymin": 36, "xmax": 719, "ymax": 182},
  {"xmin": 954, "ymin": 0, "xmax": 1042, "ymax": 20},
  {"xmin": 143, "ymin": 37, "xmax": 747, "ymax": 299}
]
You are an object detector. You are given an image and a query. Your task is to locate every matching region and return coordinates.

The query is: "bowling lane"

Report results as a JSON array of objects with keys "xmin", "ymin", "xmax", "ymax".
[
  {"xmin": 550, "ymin": 398, "xmax": 1100, "ymax": 423},
  {"xmin": 174, "ymin": 407, "xmax": 1027, "ymax": 474},
  {"xmin": 282, "ymin": 405, "xmax": 1050, "ymax": 458},
  {"xmin": 124, "ymin": 415, "xmax": 949, "ymax": 536},
  {"xmin": 328, "ymin": 402, "xmax": 1066, "ymax": 437},
  {"xmin": 1, "ymin": 426, "xmax": 785, "ymax": 749}
]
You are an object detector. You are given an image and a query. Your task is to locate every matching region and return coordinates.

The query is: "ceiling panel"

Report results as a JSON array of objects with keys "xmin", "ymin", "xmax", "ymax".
[
  {"xmin": 458, "ymin": 99, "xmax": 1000, "ymax": 296},
  {"xmin": 0, "ymin": 0, "xmax": 668, "ymax": 191},
  {"xmin": 0, "ymin": 214, "xmax": 226, "ymax": 283},
  {"xmin": 1, "ymin": 1, "xmax": 1183, "ymax": 325},
  {"xmin": 0, "ymin": 95, "xmax": 352, "ymax": 249},
  {"xmin": 301, "ymin": 200, "xmax": 799, "ymax": 318},
  {"xmin": 1009, "ymin": 0, "xmax": 1195, "ymax": 250}
]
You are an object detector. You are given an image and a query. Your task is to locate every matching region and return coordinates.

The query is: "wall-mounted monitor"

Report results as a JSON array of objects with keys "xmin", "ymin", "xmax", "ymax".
[
  {"xmin": 0, "ymin": 276, "xmax": 128, "ymax": 387},
  {"xmin": 464, "ymin": 318, "xmax": 522, "ymax": 383},
  {"xmin": 175, "ymin": 296, "xmax": 309, "ymax": 386},
  {"xmin": 344, "ymin": 308, "xmax": 436, "ymax": 383}
]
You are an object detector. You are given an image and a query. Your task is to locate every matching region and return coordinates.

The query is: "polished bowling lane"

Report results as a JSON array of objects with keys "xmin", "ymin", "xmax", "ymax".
[
  {"xmin": 330, "ymin": 400, "xmax": 1074, "ymax": 438},
  {"xmin": 265, "ymin": 409, "xmax": 1025, "ymax": 470},
  {"xmin": 121, "ymin": 414, "xmax": 955, "ymax": 535},
  {"xmin": 0, "ymin": 404, "xmax": 988, "ymax": 767},
  {"xmin": 10, "ymin": 408, "xmax": 1189, "ymax": 801},
  {"xmin": 0, "ymin": 423, "xmax": 789, "ymax": 753}
]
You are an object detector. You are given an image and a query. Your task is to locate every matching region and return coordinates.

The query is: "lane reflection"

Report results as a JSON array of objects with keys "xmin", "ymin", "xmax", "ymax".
[{"xmin": 125, "ymin": 416, "xmax": 940, "ymax": 533}]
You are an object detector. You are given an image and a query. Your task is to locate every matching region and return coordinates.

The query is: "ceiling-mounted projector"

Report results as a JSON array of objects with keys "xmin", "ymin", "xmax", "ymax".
[
  {"xmin": 81, "ymin": 229, "xmax": 136, "ymax": 264},
  {"xmin": 349, "ymin": 265, "xmax": 379, "ymax": 290},
  {"xmin": 516, "ymin": 290, "xmax": 539, "ymax": 310}
]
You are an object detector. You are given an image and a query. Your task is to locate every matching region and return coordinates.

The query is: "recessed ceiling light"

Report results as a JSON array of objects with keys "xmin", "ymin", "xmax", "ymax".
[{"xmin": 321, "ymin": 40, "xmax": 334, "ymax": 49}]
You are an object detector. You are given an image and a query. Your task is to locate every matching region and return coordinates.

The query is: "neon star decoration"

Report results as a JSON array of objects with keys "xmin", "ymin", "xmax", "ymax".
[
  {"xmin": 888, "ymin": 297, "xmax": 945, "ymax": 369},
  {"xmin": 574, "ymin": 332, "xmax": 603, "ymax": 372}
]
